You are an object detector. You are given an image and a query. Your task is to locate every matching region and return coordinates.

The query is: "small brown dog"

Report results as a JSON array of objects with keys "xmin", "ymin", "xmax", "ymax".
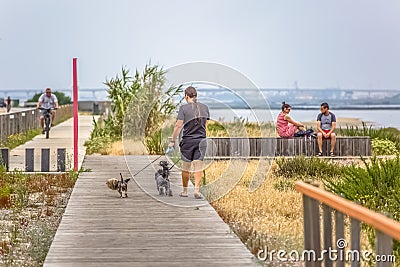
[{"xmin": 106, "ymin": 173, "xmax": 131, "ymax": 198}]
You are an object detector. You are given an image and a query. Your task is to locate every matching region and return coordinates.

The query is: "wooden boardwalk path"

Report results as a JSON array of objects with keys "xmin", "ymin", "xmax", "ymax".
[{"xmin": 44, "ymin": 155, "xmax": 257, "ymax": 267}]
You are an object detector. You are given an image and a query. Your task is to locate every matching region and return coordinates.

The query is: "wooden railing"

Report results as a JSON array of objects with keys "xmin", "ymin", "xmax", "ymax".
[
  {"xmin": 0, "ymin": 105, "xmax": 73, "ymax": 142},
  {"xmin": 296, "ymin": 181, "xmax": 399, "ymax": 267}
]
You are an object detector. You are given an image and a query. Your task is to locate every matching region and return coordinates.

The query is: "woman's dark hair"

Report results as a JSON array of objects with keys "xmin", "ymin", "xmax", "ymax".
[
  {"xmin": 185, "ymin": 86, "xmax": 201, "ymax": 125},
  {"xmin": 281, "ymin": 101, "xmax": 291, "ymax": 111}
]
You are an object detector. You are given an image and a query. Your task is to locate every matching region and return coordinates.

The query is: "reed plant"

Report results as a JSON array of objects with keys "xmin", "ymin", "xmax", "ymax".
[{"xmin": 85, "ymin": 64, "xmax": 182, "ymax": 155}]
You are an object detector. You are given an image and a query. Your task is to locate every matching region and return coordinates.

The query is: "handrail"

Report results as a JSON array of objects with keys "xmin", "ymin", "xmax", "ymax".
[
  {"xmin": 296, "ymin": 181, "xmax": 400, "ymax": 241},
  {"xmin": 0, "ymin": 105, "xmax": 73, "ymax": 142}
]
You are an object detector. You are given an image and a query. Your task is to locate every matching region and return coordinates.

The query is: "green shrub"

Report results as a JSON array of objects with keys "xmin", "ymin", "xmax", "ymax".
[
  {"xmin": 85, "ymin": 64, "xmax": 182, "ymax": 155},
  {"xmin": 371, "ymin": 138, "xmax": 398, "ymax": 155},
  {"xmin": 0, "ymin": 129, "xmax": 42, "ymax": 149},
  {"xmin": 27, "ymin": 91, "xmax": 72, "ymax": 105},
  {"xmin": 145, "ymin": 130, "xmax": 163, "ymax": 155},
  {"xmin": 338, "ymin": 123, "xmax": 400, "ymax": 150},
  {"xmin": 0, "ymin": 184, "xmax": 11, "ymax": 197},
  {"xmin": 273, "ymin": 157, "xmax": 345, "ymax": 191},
  {"xmin": 324, "ymin": 156, "xmax": 400, "ymax": 264},
  {"xmin": 275, "ymin": 156, "xmax": 344, "ymax": 179}
]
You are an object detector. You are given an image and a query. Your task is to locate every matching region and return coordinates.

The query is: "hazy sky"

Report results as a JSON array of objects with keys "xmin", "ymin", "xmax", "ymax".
[{"xmin": 1, "ymin": 0, "xmax": 399, "ymax": 90}]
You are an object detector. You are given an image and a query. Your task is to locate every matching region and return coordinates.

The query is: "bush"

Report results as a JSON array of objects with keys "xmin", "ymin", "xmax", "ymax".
[
  {"xmin": 275, "ymin": 156, "xmax": 344, "ymax": 179},
  {"xmin": 27, "ymin": 91, "xmax": 72, "ymax": 105},
  {"xmin": 371, "ymin": 138, "xmax": 398, "ymax": 155},
  {"xmin": 273, "ymin": 157, "xmax": 345, "ymax": 192},
  {"xmin": 85, "ymin": 64, "xmax": 182, "ymax": 155},
  {"xmin": 324, "ymin": 156, "xmax": 400, "ymax": 264},
  {"xmin": 338, "ymin": 123, "xmax": 400, "ymax": 150},
  {"xmin": 0, "ymin": 129, "xmax": 42, "ymax": 150}
]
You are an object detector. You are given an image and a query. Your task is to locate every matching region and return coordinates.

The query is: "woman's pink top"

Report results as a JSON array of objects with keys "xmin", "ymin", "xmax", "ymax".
[{"xmin": 277, "ymin": 112, "xmax": 296, "ymax": 137}]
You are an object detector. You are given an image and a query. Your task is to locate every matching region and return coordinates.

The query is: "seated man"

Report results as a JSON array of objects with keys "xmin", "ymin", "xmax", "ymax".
[{"xmin": 317, "ymin": 102, "xmax": 336, "ymax": 156}]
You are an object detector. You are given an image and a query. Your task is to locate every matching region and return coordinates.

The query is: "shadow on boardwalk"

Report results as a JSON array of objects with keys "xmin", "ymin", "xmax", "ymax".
[{"xmin": 44, "ymin": 155, "xmax": 257, "ymax": 267}]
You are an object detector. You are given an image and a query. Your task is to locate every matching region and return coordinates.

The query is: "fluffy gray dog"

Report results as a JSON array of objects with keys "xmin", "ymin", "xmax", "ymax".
[{"xmin": 155, "ymin": 161, "xmax": 172, "ymax": 196}]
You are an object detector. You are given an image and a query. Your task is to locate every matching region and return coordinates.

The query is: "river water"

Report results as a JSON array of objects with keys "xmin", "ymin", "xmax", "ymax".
[{"xmin": 210, "ymin": 109, "xmax": 399, "ymax": 129}]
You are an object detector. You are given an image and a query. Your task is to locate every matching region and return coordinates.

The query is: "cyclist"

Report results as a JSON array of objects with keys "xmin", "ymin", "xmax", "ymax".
[{"xmin": 36, "ymin": 88, "xmax": 59, "ymax": 134}]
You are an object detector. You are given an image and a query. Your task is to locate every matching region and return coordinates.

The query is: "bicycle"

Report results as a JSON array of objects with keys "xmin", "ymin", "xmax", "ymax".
[{"xmin": 38, "ymin": 107, "xmax": 57, "ymax": 139}]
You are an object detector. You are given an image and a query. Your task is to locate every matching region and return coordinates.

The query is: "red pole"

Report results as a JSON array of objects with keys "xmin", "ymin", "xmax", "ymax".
[{"xmin": 73, "ymin": 58, "xmax": 78, "ymax": 171}]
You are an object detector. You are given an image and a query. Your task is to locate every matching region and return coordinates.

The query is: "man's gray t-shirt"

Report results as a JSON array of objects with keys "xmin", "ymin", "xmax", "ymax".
[
  {"xmin": 39, "ymin": 93, "xmax": 58, "ymax": 109},
  {"xmin": 177, "ymin": 102, "xmax": 209, "ymax": 140},
  {"xmin": 317, "ymin": 112, "xmax": 336, "ymax": 130}
]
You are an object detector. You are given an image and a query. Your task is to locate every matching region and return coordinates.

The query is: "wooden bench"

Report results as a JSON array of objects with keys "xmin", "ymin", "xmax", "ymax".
[{"xmin": 204, "ymin": 137, "xmax": 371, "ymax": 157}]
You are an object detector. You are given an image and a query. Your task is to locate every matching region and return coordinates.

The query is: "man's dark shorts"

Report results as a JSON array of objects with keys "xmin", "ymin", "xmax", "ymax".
[{"xmin": 179, "ymin": 138, "xmax": 207, "ymax": 162}]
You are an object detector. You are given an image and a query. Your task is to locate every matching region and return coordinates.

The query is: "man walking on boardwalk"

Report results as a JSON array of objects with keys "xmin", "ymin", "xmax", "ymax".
[
  {"xmin": 168, "ymin": 86, "xmax": 209, "ymax": 199},
  {"xmin": 316, "ymin": 102, "xmax": 337, "ymax": 156}
]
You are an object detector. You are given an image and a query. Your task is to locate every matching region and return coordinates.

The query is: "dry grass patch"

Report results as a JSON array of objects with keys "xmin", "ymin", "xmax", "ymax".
[{"xmin": 206, "ymin": 160, "xmax": 303, "ymax": 256}]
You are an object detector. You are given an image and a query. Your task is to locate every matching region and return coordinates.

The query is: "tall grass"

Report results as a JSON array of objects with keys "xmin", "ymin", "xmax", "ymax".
[
  {"xmin": 206, "ymin": 119, "xmax": 276, "ymax": 138},
  {"xmin": 85, "ymin": 64, "xmax": 182, "ymax": 155},
  {"xmin": 338, "ymin": 122, "xmax": 400, "ymax": 150}
]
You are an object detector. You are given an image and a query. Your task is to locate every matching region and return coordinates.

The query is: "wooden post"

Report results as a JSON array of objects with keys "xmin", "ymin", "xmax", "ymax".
[
  {"xmin": 0, "ymin": 148, "xmax": 9, "ymax": 171},
  {"xmin": 41, "ymin": 148, "xmax": 50, "ymax": 172},
  {"xmin": 25, "ymin": 148, "xmax": 34, "ymax": 172},
  {"xmin": 57, "ymin": 148, "xmax": 66, "ymax": 172},
  {"xmin": 376, "ymin": 231, "xmax": 393, "ymax": 267},
  {"xmin": 73, "ymin": 58, "xmax": 79, "ymax": 171},
  {"xmin": 323, "ymin": 204, "xmax": 333, "ymax": 267},
  {"xmin": 350, "ymin": 218, "xmax": 361, "ymax": 266},
  {"xmin": 303, "ymin": 193, "xmax": 321, "ymax": 266}
]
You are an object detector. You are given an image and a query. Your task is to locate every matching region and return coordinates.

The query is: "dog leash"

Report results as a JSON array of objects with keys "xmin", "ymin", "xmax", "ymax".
[
  {"xmin": 133, "ymin": 154, "xmax": 164, "ymax": 176},
  {"xmin": 168, "ymin": 158, "xmax": 181, "ymax": 170}
]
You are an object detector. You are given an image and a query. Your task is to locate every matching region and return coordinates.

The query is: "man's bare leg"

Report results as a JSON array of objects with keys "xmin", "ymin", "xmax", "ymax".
[
  {"xmin": 40, "ymin": 116, "xmax": 44, "ymax": 129},
  {"xmin": 192, "ymin": 160, "xmax": 204, "ymax": 196},
  {"xmin": 330, "ymin": 133, "xmax": 337, "ymax": 153},
  {"xmin": 51, "ymin": 110, "xmax": 56, "ymax": 125},
  {"xmin": 317, "ymin": 132, "xmax": 323, "ymax": 153},
  {"xmin": 181, "ymin": 161, "xmax": 191, "ymax": 196}
]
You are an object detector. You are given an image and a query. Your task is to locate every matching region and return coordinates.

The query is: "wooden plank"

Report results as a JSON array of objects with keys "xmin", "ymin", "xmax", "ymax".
[
  {"xmin": 207, "ymin": 137, "xmax": 371, "ymax": 157},
  {"xmin": 44, "ymin": 155, "xmax": 256, "ymax": 266}
]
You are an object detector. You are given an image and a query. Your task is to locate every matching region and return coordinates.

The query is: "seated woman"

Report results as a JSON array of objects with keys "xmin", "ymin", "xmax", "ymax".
[{"xmin": 276, "ymin": 102, "xmax": 304, "ymax": 138}]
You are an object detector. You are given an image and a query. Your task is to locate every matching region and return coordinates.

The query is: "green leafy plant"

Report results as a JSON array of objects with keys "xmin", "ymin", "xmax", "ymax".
[
  {"xmin": 338, "ymin": 123, "xmax": 400, "ymax": 150},
  {"xmin": 324, "ymin": 156, "xmax": 400, "ymax": 265},
  {"xmin": 144, "ymin": 129, "xmax": 163, "ymax": 155},
  {"xmin": 27, "ymin": 91, "xmax": 72, "ymax": 105},
  {"xmin": 85, "ymin": 64, "xmax": 182, "ymax": 155},
  {"xmin": 0, "ymin": 129, "xmax": 42, "ymax": 149},
  {"xmin": 275, "ymin": 156, "xmax": 344, "ymax": 179},
  {"xmin": 371, "ymin": 138, "xmax": 398, "ymax": 155}
]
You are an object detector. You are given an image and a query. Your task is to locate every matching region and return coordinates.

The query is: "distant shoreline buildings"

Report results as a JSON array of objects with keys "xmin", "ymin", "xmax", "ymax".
[{"xmin": 1, "ymin": 88, "xmax": 400, "ymax": 109}]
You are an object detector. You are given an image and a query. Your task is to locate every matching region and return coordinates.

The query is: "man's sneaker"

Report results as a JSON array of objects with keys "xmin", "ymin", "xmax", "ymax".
[{"xmin": 42, "ymin": 128, "xmax": 45, "ymax": 134}]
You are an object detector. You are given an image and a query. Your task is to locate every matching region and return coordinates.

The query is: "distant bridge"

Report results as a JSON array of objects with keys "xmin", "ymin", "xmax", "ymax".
[
  {"xmin": 0, "ymin": 88, "xmax": 108, "ymax": 101},
  {"xmin": 0, "ymin": 88, "xmax": 399, "ymax": 102}
]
